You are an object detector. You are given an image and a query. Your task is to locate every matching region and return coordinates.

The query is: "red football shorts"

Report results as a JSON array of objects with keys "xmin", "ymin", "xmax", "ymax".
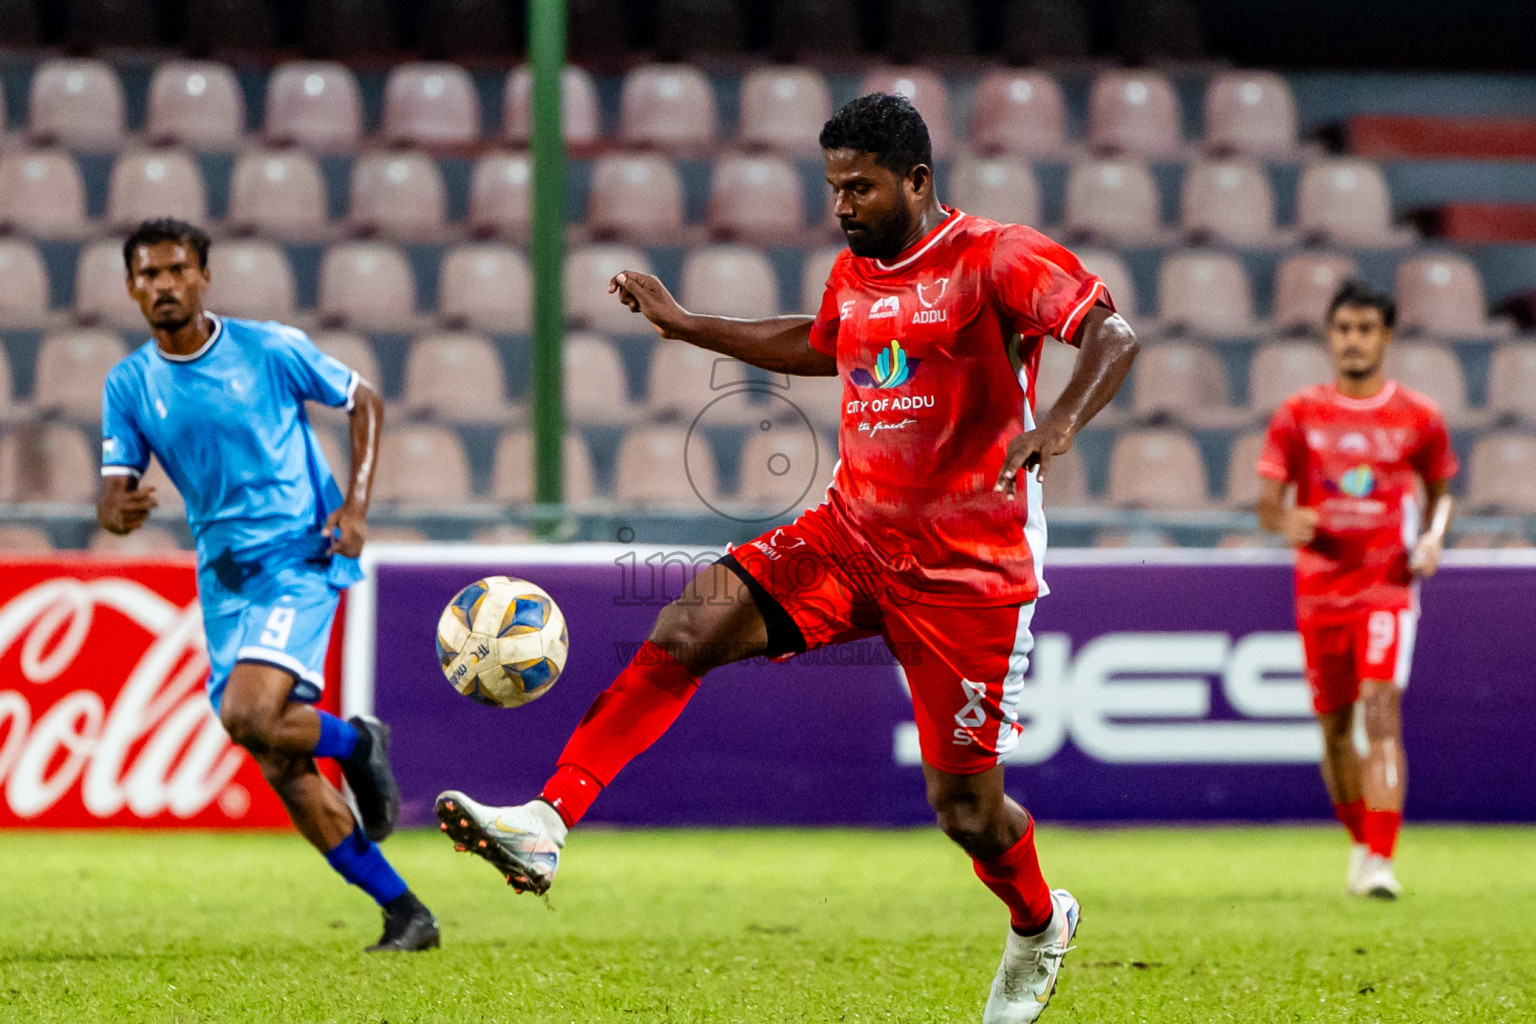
[
  {"xmin": 731, "ymin": 503, "xmax": 1035, "ymax": 775},
  {"xmin": 1297, "ymin": 607, "xmax": 1418, "ymax": 715}
]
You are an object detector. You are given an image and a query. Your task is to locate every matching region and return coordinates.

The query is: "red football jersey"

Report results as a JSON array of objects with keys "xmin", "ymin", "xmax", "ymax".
[
  {"xmin": 1257, "ymin": 381, "xmax": 1458, "ymax": 620},
  {"xmin": 807, "ymin": 208, "xmax": 1111, "ymax": 606}
]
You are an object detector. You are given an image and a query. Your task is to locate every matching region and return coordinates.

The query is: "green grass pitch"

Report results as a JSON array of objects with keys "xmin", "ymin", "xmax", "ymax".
[{"xmin": 2, "ymin": 826, "xmax": 1533, "ymax": 1023}]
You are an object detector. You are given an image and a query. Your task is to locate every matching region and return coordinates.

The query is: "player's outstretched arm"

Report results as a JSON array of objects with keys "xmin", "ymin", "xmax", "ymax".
[
  {"xmin": 325, "ymin": 380, "xmax": 383, "ymax": 557},
  {"xmin": 97, "ymin": 474, "xmax": 158, "ymax": 535},
  {"xmin": 1411, "ymin": 479, "xmax": 1453, "ymax": 576},
  {"xmin": 1256, "ymin": 478, "xmax": 1318, "ymax": 547},
  {"xmin": 608, "ymin": 270, "xmax": 836, "ymax": 377},
  {"xmin": 996, "ymin": 304, "xmax": 1138, "ymax": 498}
]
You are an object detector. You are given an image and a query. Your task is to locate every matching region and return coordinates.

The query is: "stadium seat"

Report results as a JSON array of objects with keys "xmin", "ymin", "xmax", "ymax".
[
  {"xmin": 950, "ymin": 155, "xmax": 1042, "ymax": 228},
  {"xmin": 264, "ymin": 63, "xmax": 364, "ymax": 152},
  {"xmin": 858, "ymin": 69, "xmax": 952, "ymax": 158},
  {"xmin": 402, "ymin": 332, "xmax": 517, "ymax": 424},
  {"xmin": 0, "ymin": 239, "xmax": 50, "ymax": 327},
  {"xmin": 614, "ymin": 426, "xmax": 720, "ymax": 508},
  {"xmin": 969, "ymin": 71, "xmax": 1068, "ymax": 158},
  {"xmin": 680, "ymin": 246, "xmax": 780, "ymax": 320},
  {"xmin": 467, "ymin": 153, "xmax": 531, "ymax": 239},
  {"xmin": 1073, "ymin": 249, "xmax": 1137, "ymax": 316},
  {"xmin": 737, "ymin": 422, "xmax": 835, "ymax": 509},
  {"xmin": 0, "ymin": 423, "xmax": 97, "ymax": 503},
  {"xmin": 0, "ymin": 526, "xmax": 52, "ymax": 552},
  {"xmin": 707, "ymin": 155, "xmax": 805, "ymax": 242},
  {"xmin": 382, "ymin": 63, "xmax": 480, "ymax": 148},
  {"xmin": 33, "ymin": 329, "xmax": 128, "ymax": 421},
  {"xmin": 1225, "ymin": 432, "xmax": 1268, "ymax": 508},
  {"xmin": 1466, "ymin": 432, "xmax": 1536, "ymax": 513},
  {"xmin": 0, "ymin": 149, "xmax": 87, "ymax": 238},
  {"xmin": 1204, "ymin": 71, "xmax": 1299, "ymax": 158},
  {"xmin": 781, "ymin": 374, "xmax": 844, "ymax": 428},
  {"xmin": 89, "ymin": 524, "xmax": 183, "ymax": 554},
  {"xmin": 311, "ymin": 332, "xmax": 381, "ymax": 426},
  {"xmin": 317, "ymin": 243, "xmax": 417, "ymax": 330},
  {"xmin": 492, "ymin": 429, "xmax": 598, "ymax": 505},
  {"xmin": 1032, "ymin": 447, "xmax": 1087, "ymax": 507},
  {"xmin": 587, "ymin": 154, "xmax": 686, "ymax": 243},
  {"xmin": 1395, "ymin": 254, "xmax": 1512, "ymax": 339},
  {"xmin": 1248, "ymin": 341, "xmax": 1333, "ymax": 416},
  {"xmin": 29, "ymin": 59, "xmax": 124, "ymax": 150},
  {"xmin": 1087, "ymin": 70, "xmax": 1182, "ymax": 158},
  {"xmin": 205, "ymin": 241, "xmax": 295, "ymax": 322},
  {"xmin": 1107, "ymin": 428, "xmax": 1209, "ymax": 507},
  {"xmin": 1272, "ymin": 254, "xmax": 1359, "ymax": 334},
  {"xmin": 145, "ymin": 61, "xmax": 245, "ymax": 150},
  {"xmin": 106, "ymin": 151, "xmax": 209, "ymax": 230},
  {"xmin": 1181, "ymin": 159, "xmax": 1280, "ymax": 246},
  {"xmin": 1130, "ymin": 342, "xmax": 1242, "ymax": 427},
  {"xmin": 646, "ymin": 343, "xmax": 757, "ymax": 423},
  {"xmin": 1156, "ymin": 251, "xmax": 1257, "ymax": 337},
  {"xmin": 1063, "ymin": 159, "xmax": 1161, "ymax": 243},
  {"xmin": 799, "ymin": 245, "xmax": 844, "ymax": 314},
  {"xmin": 1033, "ymin": 340, "xmax": 1080, "ymax": 415},
  {"xmin": 562, "ymin": 332, "xmax": 631, "ymax": 425},
  {"xmin": 618, "ymin": 64, "xmax": 718, "ymax": 155},
  {"xmin": 503, "ymin": 66, "xmax": 602, "ymax": 148},
  {"xmin": 0, "ymin": 347, "xmax": 15, "ymax": 422},
  {"xmin": 1297, "ymin": 159, "xmax": 1408, "ymax": 247},
  {"xmin": 374, "ymin": 425, "xmax": 473, "ymax": 507},
  {"xmin": 439, "ymin": 244, "xmax": 532, "ymax": 333},
  {"xmin": 227, "ymin": 150, "xmax": 329, "ymax": 239},
  {"xmin": 73, "ymin": 241, "xmax": 143, "ymax": 329},
  {"xmin": 565, "ymin": 245, "xmax": 655, "ymax": 333},
  {"xmin": 1384, "ymin": 343, "xmax": 1475, "ymax": 427},
  {"xmin": 348, "ymin": 153, "xmax": 448, "ymax": 240},
  {"xmin": 1487, "ymin": 345, "xmax": 1536, "ymax": 426},
  {"xmin": 137, "ymin": 462, "xmax": 192, "ymax": 513},
  {"xmin": 738, "ymin": 68, "xmax": 832, "ymax": 156}
]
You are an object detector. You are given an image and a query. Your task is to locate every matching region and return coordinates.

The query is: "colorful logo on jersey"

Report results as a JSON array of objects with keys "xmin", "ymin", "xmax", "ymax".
[
  {"xmin": 850, "ymin": 340, "xmax": 921, "ymax": 389},
  {"xmin": 1339, "ymin": 464, "xmax": 1375, "ymax": 498}
]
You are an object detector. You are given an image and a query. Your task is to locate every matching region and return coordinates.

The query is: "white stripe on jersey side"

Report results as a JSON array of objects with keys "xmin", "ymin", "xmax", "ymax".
[
  {"xmin": 871, "ymin": 212, "xmax": 965, "ymax": 272},
  {"xmin": 994, "ymin": 602, "xmax": 1038, "ymax": 759},
  {"xmin": 100, "ymin": 464, "xmax": 142, "ymax": 478},
  {"xmin": 1021, "ymin": 394, "xmax": 1049, "ymax": 599},
  {"xmin": 1399, "ymin": 491, "xmax": 1420, "ymax": 552},
  {"xmin": 344, "ymin": 370, "xmax": 360, "ymax": 412},
  {"xmin": 1392, "ymin": 609, "xmax": 1419, "ymax": 688}
]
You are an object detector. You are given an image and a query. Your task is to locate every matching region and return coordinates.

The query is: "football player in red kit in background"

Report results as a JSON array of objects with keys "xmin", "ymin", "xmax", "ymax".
[
  {"xmin": 437, "ymin": 93, "xmax": 1139, "ymax": 1021},
  {"xmin": 1258, "ymin": 280, "xmax": 1457, "ymax": 900}
]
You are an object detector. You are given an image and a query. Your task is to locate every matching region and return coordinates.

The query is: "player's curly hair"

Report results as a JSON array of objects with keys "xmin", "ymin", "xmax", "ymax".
[
  {"xmin": 819, "ymin": 93, "xmax": 933, "ymax": 178},
  {"xmin": 1327, "ymin": 279, "xmax": 1396, "ymax": 328},
  {"xmin": 123, "ymin": 217, "xmax": 211, "ymax": 270}
]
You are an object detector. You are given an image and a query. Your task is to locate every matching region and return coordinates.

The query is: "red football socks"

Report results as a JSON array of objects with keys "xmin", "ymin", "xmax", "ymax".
[
  {"xmin": 1333, "ymin": 799, "xmax": 1366, "ymax": 844},
  {"xmin": 1361, "ymin": 808, "xmax": 1403, "ymax": 859},
  {"xmin": 973, "ymin": 816, "xmax": 1054, "ymax": 934},
  {"xmin": 539, "ymin": 641, "xmax": 701, "ymax": 828}
]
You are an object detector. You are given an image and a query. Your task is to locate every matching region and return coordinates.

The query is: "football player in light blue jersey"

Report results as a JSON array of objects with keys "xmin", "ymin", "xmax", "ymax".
[{"xmin": 97, "ymin": 219, "xmax": 438, "ymax": 952}]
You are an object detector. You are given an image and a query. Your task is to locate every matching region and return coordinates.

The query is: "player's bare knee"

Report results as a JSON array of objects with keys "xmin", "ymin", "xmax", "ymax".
[
  {"xmin": 1360, "ymin": 685, "xmax": 1401, "ymax": 739},
  {"xmin": 650, "ymin": 600, "xmax": 724, "ymax": 674},
  {"xmin": 251, "ymin": 750, "xmax": 305, "ymax": 793},
  {"xmin": 220, "ymin": 704, "xmax": 277, "ymax": 755}
]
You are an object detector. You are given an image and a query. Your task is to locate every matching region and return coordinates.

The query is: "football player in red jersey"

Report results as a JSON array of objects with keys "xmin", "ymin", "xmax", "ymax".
[
  {"xmin": 437, "ymin": 94, "xmax": 1138, "ymax": 1021},
  {"xmin": 1257, "ymin": 280, "xmax": 1457, "ymax": 900}
]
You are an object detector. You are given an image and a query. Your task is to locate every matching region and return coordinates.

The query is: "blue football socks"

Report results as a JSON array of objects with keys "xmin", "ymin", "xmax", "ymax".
[
  {"xmin": 313, "ymin": 710, "xmax": 359, "ymax": 761},
  {"xmin": 324, "ymin": 826, "xmax": 409, "ymax": 907}
]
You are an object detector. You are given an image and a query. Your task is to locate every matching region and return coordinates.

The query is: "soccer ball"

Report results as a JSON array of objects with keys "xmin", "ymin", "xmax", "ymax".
[{"xmin": 435, "ymin": 576, "xmax": 569, "ymax": 708}]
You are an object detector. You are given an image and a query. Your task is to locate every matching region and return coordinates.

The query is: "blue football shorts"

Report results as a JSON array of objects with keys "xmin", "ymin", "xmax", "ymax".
[{"xmin": 201, "ymin": 564, "xmax": 342, "ymax": 714}]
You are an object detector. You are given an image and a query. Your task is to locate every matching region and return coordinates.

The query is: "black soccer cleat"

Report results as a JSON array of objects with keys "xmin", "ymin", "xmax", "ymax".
[
  {"xmin": 340, "ymin": 715, "xmax": 401, "ymax": 843},
  {"xmin": 366, "ymin": 892, "xmax": 441, "ymax": 953}
]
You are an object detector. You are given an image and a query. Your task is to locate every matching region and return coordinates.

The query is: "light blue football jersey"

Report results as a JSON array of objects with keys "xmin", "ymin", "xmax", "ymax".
[{"xmin": 100, "ymin": 315, "xmax": 366, "ymax": 612}]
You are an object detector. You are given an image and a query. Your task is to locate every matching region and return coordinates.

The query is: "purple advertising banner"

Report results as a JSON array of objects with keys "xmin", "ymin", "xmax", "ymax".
[{"xmin": 346, "ymin": 547, "xmax": 1536, "ymax": 826}]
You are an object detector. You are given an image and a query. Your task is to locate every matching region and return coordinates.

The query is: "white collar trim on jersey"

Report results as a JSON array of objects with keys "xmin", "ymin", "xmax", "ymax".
[
  {"xmin": 872, "ymin": 208, "xmax": 964, "ymax": 272},
  {"xmin": 154, "ymin": 313, "xmax": 224, "ymax": 363},
  {"xmin": 1330, "ymin": 379, "xmax": 1396, "ymax": 410}
]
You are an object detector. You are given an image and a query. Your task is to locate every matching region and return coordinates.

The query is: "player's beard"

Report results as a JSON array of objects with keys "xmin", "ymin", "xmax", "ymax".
[
  {"xmin": 842, "ymin": 202, "xmax": 914, "ymax": 261},
  {"xmin": 150, "ymin": 305, "xmax": 192, "ymax": 331}
]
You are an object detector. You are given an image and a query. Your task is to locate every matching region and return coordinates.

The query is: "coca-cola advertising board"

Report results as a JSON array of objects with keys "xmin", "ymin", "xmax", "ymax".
[{"xmin": 0, "ymin": 557, "xmax": 341, "ymax": 829}]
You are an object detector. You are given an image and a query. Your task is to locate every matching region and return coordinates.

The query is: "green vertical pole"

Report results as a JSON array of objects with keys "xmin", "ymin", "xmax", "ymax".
[{"xmin": 530, "ymin": 0, "xmax": 566, "ymax": 530}]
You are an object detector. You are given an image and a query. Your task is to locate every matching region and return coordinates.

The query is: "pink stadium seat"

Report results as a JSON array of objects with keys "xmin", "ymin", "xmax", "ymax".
[
  {"xmin": 950, "ymin": 155, "xmax": 1041, "ymax": 228},
  {"xmin": 738, "ymin": 68, "xmax": 832, "ymax": 156},
  {"xmin": 1087, "ymin": 70, "xmax": 1181, "ymax": 158},
  {"xmin": 493, "ymin": 430, "xmax": 597, "ymax": 505},
  {"xmin": 317, "ymin": 243, "xmax": 417, "ymax": 330},
  {"xmin": 1467, "ymin": 433, "xmax": 1536, "ymax": 513},
  {"xmin": 402, "ymin": 332, "xmax": 517, "ymax": 424},
  {"xmin": 73, "ymin": 242, "xmax": 144, "ymax": 329},
  {"xmin": 348, "ymin": 152, "xmax": 448, "ymax": 240},
  {"xmin": 1033, "ymin": 340, "xmax": 1080, "ymax": 415},
  {"xmin": 0, "ymin": 240, "xmax": 50, "ymax": 326},
  {"xmin": 969, "ymin": 71, "xmax": 1068, "ymax": 158},
  {"xmin": 562, "ymin": 332, "xmax": 631, "ymax": 425},
  {"xmin": 0, "ymin": 347, "xmax": 14, "ymax": 421},
  {"xmin": 1395, "ymin": 254, "xmax": 1511, "ymax": 339},
  {"xmin": 1204, "ymin": 72, "xmax": 1298, "ymax": 158},
  {"xmin": 374, "ymin": 425, "xmax": 473, "ymax": 507},
  {"xmin": 858, "ymin": 68, "xmax": 952, "ymax": 157},
  {"xmin": 1107, "ymin": 428, "xmax": 1209, "ymax": 507},
  {"xmin": 0, "ymin": 150, "xmax": 87, "ymax": 238},
  {"xmin": 1225, "ymin": 432, "xmax": 1268, "ymax": 508},
  {"xmin": 1040, "ymin": 448, "xmax": 1090, "ymax": 507},
  {"xmin": 33, "ymin": 329, "xmax": 127, "ymax": 421},
  {"xmin": 439, "ymin": 244, "xmax": 532, "ymax": 333},
  {"xmin": 707, "ymin": 154, "xmax": 804, "ymax": 242},
  {"xmin": 782, "ymin": 374, "xmax": 844, "ymax": 428},
  {"xmin": 1384, "ymin": 343, "xmax": 1474, "ymax": 427},
  {"xmin": 1297, "ymin": 159, "xmax": 1406, "ymax": 247},
  {"xmin": 565, "ymin": 245, "xmax": 655, "ymax": 333},
  {"xmin": 799, "ymin": 245, "xmax": 844, "ymax": 314},
  {"xmin": 1487, "ymin": 345, "xmax": 1536, "ymax": 425},
  {"xmin": 313, "ymin": 332, "xmax": 382, "ymax": 389},
  {"xmin": 1131, "ymin": 342, "xmax": 1241, "ymax": 427},
  {"xmin": 1156, "ymin": 251, "xmax": 1257, "ymax": 337},
  {"xmin": 205, "ymin": 241, "xmax": 296, "ymax": 322},
  {"xmin": 680, "ymin": 246, "xmax": 780, "ymax": 319},
  {"xmin": 29, "ymin": 59, "xmax": 124, "ymax": 150},
  {"xmin": 89, "ymin": 525, "xmax": 183, "ymax": 554},
  {"xmin": 1063, "ymin": 159, "xmax": 1161, "ymax": 243},
  {"xmin": 146, "ymin": 61, "xmax": 245, "ymax": 150},
  {"xmin": 1073, "ymin": 248, "xmax": 1137, "ymax": 316},
  {"xmin": 503, "ymin": 66, "xmax": 602, "ymax": 147},
  {"xmin": 1247, "ymin": 342, "xmax": 1332, "ymax": 416},
  {"xmin": 737, "ymin": 424, "xmax": 834, "ymax": 509},
  {"xmin": 615, "ymin": 426, "xmax": 719, "ymax": 508},
  {"xmin": 587, "ymin": 153, "xmax": 686, "ymax": 243},
  {"xmin": 467, "ymin": 153, "xmax": 532, "ymax": 239},
  {"xmin": 264, "ymin": 62, "xmax": 363, "ymax": 152},
  {"xmin": 227, "ymin": 150, "xmax": 329, "ymax": 238},
  {"xmin": 0, "ymin": 526, "xmax": 53, "ymax": 552},
  {"xmin": 0, "ymin": 422, "xmax": 96, "ymax": 503},
  {"xmin": 107, "ymin": 150, "xmax": 209, "ymax": 230},
  {"xmin": 1272, "ymin": 254, "xmax": 1358, "ymax": 334},
  {"xmin": 646, "ymin": 343, "xmax": 757, "ymax": 423},
  {"xmin": 382, "ymin": 63, "xmax": 480, "ymax": 148},
  {"xmin": 618, "ymin": 64, "xmax": 717, "ymax": 154},
  {"xmin": 1181, "ymin": 159, "xmax": 1279, "ymax": 246}
]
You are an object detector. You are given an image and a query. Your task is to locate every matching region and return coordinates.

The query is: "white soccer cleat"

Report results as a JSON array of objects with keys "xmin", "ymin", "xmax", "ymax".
[
  {"xmin": 1348, "ymin": 854, "xmax": 1403, "ymax": 900},
  {"xmin": 1346, "ymin": 842, "xmax": 1370, "ymax": 893},
  {"xmin": 436, "ymin": 790, "xmax": 566, "ymax": 895},
  {"xmin": 982, "ymin": 888, "xmax": 1080, "ymax": 1024}
]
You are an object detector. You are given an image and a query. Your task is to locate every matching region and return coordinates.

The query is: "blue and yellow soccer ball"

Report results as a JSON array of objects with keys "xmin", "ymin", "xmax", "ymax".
[{"xmin": 435, "ymin": 576, "xmax": 569, "ymax": 707}]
